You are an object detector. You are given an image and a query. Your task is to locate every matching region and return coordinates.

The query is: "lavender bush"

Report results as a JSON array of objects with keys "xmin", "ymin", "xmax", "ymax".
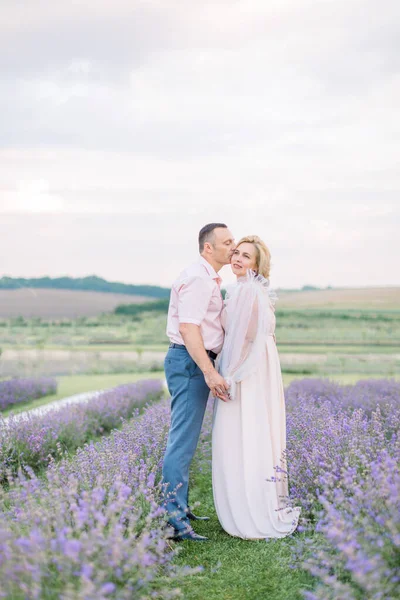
[
  {"xmin": 0, "ymin": 377, "xmax": 398, "ymax": 598},
  {"xmin": 285, "ymin": 397, "xmax": 397, "ymax": 517},
  {"xmin": 0, "ymin": 379, "xmax": 164, "ymax": 478},
  {"xmin": 302, "ymin": 450, "xmax": 400, "ymax": 600},
  {"xmin": 284, "ymin": 378, "xmax": 400, "ymax": 599},
  {"xmin": 0, "ymin": 399, "xmax": 199, "ymax": 599},
  {"xmin": 0, "ymin": 377, "xmax": 57, "ymax": 410},
  {"xmin": 286, "ymin": 376, "xmax": 400, "ymax": 419}
]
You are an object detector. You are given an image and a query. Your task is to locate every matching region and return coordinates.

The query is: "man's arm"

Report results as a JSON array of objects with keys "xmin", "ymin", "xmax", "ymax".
[{"xmin": 179, "ymin": 323, "xmax": 230, "ymax": 401}]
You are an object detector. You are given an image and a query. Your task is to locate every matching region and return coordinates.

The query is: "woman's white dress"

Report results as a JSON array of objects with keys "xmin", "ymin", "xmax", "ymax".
[{"xmin": 212, "ymin": 272, "xmax": 300, "ymax": 539}]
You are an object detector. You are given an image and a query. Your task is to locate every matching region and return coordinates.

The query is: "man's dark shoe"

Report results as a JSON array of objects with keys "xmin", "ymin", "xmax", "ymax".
[
  {"xmin": 187, "ymin": 510, "xmax": 210, "ymax": 521},
  {"xmin": 171, "ymin": 529, "xmax": 209, "ymax": 542}
]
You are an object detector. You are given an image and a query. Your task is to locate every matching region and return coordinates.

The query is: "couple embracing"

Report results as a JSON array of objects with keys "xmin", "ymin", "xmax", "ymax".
[{"xmin": 162, "ymin": 223, "xmax": 300, "ymax": 541}]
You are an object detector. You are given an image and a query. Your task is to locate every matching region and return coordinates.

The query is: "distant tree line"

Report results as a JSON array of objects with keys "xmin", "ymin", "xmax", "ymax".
[
  {"xmin": 114, "ymin": 299, "xmax": 170, "ymax": 316},
  {"xmin": 0, "ymin": 276, "xmax": 171, "ymax": 299},
  {"xmin": 278, "ymin": 285, "xmax": 333, "ymax": 293},
  {"xmin": 0, "ymin": 276, "xmax": 333, "ymax": 301}
]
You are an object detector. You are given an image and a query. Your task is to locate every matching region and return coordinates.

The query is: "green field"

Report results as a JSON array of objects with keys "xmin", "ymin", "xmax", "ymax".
[
  {"xmin": 0, "ymin": 289, "xmax": 399, "ymax": 381},
  {"xmin": 1, "ymin": 307, "xmax": 399, "ymax": 347}
]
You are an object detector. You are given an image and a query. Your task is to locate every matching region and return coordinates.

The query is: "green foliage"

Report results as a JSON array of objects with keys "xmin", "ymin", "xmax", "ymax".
[
  {"xmin": 301, "ymin": 285, "xmax": 321, "ymax": 291},
  {"xmin": 10, "ymin": 316, "xmax": 27, "ymax": 327},
  {"xmin": 0, "ymin": 275, "xmax": 171, "ymax": 299},
  {"xmin": 114, "ymin": 299, "xmax": 170, "ymax": 316}
]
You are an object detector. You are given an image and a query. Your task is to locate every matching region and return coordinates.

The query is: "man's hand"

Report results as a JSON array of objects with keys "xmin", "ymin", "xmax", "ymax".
[
  {"xmin": 179, "ymin": 322, "xmax": 231, "ymax": 401},
  {"xmin": 204, "ymin": 369, "xmax": 230, "ymax": 402}
]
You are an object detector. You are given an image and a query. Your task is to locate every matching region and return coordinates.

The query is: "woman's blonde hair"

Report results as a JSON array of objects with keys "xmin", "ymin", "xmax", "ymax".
[{"xmin": 236, "ymin": 235, "xmax": 271, "ymax": 279}]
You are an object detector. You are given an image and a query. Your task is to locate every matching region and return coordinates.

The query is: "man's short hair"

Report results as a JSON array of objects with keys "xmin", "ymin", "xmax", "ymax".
[{"xmin": 198, "ymin": 223, "xmax": 227, "ymax": 253}]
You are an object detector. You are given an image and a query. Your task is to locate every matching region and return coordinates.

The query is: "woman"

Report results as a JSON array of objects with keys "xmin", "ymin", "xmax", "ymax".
[{"xmin": 212, "ymin": 235, "xmax": 300, "ymax": 539}]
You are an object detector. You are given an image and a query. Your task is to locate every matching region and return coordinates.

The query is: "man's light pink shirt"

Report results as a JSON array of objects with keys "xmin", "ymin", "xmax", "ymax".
[{"xmin": 166, "ymin": 256, "xmax": 224, "ymax": 354}]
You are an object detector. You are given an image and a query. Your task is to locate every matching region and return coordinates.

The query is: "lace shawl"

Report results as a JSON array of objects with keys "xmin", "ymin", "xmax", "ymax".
[{"xmin": 218, "ymin": 270, "xmax": 276, "ymax": 400}]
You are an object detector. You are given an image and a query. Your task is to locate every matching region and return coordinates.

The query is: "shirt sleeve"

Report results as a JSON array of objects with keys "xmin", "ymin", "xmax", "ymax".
[{"xmin": 178, "ymin": 276, "xmax": 214, "ymax": 325}]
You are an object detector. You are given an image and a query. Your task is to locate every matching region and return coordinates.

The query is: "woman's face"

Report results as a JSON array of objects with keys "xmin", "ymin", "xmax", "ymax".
[{"xmin": 231, "ymin": 242, "xmax": 258, "ymax": 277}]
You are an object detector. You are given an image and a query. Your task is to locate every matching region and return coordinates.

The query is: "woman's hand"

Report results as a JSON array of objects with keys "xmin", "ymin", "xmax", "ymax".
[{"xmin": 204, "ymin": 369, "xmax": 230, "ymax": 402}]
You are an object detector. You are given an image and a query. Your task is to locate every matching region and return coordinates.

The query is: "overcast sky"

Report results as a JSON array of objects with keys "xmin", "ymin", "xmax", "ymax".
[{"xmin": 0, "ymin": 0, "xmax": 399, "ymax": 289}]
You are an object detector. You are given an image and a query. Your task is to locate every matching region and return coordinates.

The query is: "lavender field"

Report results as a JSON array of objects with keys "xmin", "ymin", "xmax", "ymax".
[
  {"xmin": 0, "ymin": 377, "xmax": 57, "ymax": 410},
  {"xmin": 0, "ymin": 400, "xmax": 184, "ymax": 599},
  {"xmin": 285, "ymin": 378, "xmax": 400, "ymax": 600},
  {"xmin": 0, "ymin": 377, "xmax": 399, "ymax": 599},
  {"xmin": 0, "ymin": 379, "xmax": 164, "ymax": 478}
]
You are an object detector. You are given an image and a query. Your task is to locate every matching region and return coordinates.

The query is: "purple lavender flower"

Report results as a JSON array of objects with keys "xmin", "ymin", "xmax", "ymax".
[
  {"xmin": 0, "ymin": 379, "xmax": 164, "ymax": 477},
  {"xmin": 284, "ymin": 378, "xmax": 400, "ymax": 599},
  {"xmin": 0, "ymin": 390, "xmax": 204, "ymax": 598},
  {"xmin": 0, "ymin": 377, "xmax": 57, "ymax": 410}
]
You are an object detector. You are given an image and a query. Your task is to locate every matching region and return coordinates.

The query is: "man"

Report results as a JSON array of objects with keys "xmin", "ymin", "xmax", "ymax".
[{"xmin": 162, "ymin": 223, "xmax": 235, "ymax": 541}]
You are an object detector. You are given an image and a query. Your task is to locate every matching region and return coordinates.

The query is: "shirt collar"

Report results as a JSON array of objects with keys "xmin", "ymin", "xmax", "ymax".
[{"xmin": 199, "ymin": 256, "xmax": 222, "ymax": 284}]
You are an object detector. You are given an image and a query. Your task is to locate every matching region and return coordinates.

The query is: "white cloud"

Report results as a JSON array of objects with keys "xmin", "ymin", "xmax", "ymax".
[
  {"xmin": 67, "ymin": 60, "xmax": 93, "ymax": 75},
  {"xmin": 0, "ymin": 0, "xmax": 399, "ymax": 286},
  {"xmin": 0, "ymin": 180, "xmax": 65, "ymax": 213}
]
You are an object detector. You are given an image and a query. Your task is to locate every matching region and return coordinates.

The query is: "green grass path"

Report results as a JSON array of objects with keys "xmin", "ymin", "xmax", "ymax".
[{"xmin": 161, "ymin": 467, "xmax": 314, "ymax": 600}]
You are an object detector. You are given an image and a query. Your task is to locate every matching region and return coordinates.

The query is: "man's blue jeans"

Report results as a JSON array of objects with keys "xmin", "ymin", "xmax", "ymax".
[{"xmin": 162, "ymin": 345, "xmax": 211, "ymax": 531}]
